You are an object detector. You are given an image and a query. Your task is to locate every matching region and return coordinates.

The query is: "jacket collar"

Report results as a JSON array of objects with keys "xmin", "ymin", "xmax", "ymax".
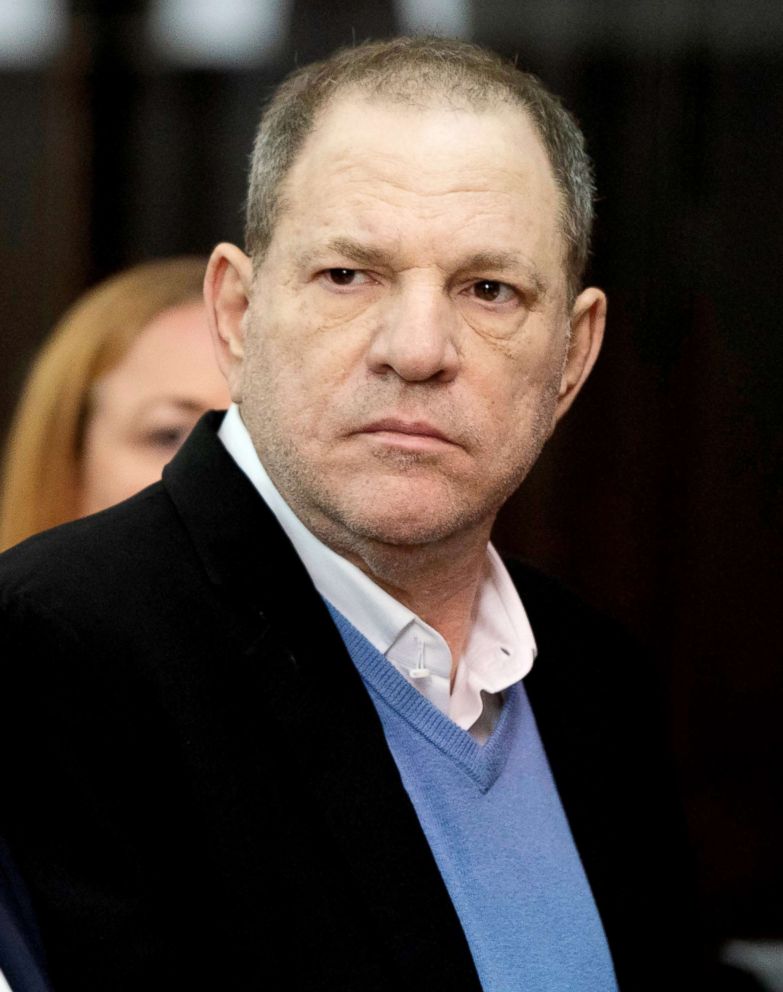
[{"xmin": 162, "ymin": 412, "xmax": 347, "ymax": 680}]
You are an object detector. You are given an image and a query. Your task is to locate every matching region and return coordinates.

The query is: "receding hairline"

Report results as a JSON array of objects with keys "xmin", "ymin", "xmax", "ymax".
[
  {"xmin": 261, "ymin": 85, "xmax": 565, "ymax": 264},
  {"xmin": 292, "ymin": 82, "xmax": 552, "ymax": 158},
  {"xmin": 245, "ymin": 37, "xmax": 595, "ymax": 301}
]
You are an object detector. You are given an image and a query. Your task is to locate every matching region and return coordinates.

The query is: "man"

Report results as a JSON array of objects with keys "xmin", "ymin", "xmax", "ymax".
[{"xmin": 0, "ymin": 37, "xmax": 704, "ymax": 991}]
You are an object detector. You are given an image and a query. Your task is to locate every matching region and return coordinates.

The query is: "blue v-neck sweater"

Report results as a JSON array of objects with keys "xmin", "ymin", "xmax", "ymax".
[{"xmin": 327, "ymin": 602, "xmax": 619, "ymax": 992}]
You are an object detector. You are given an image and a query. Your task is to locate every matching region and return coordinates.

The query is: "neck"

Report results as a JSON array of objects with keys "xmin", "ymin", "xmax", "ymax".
[{"xmin": 332, "ymin": 524, "xmax": 493, "ymax": 678}]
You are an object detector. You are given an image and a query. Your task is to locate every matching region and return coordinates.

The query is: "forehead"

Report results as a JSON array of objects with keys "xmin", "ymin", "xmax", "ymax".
[{"xmin": 271, "ymin": 93, "xmax": 564, "ymax": 282}]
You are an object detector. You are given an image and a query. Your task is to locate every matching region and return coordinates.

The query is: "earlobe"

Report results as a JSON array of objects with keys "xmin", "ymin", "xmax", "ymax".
[
  {"xmin": 204, "ymin": 243, "xmax": 254, "ymax": 402},
  {"xmin": 554, "ymin": 287, "xmax": 607, "ymax": 422}
]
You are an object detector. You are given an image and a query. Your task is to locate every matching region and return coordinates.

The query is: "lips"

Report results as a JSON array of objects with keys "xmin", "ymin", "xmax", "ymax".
[{"xmin": 358, "ymin": 418, "xmax": 453, "ymax": 444}]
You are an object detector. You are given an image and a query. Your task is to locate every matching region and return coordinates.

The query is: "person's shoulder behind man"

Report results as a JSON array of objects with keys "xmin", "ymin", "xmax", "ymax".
[{"xmin": 0, "ymin": 471, "xmax": 223, "ymax": 753}]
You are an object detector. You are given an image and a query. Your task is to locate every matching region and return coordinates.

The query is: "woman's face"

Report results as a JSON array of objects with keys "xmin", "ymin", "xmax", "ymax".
[{"xmin": 78, "ymin": 299, "xmax": 231, "ymax": 517}]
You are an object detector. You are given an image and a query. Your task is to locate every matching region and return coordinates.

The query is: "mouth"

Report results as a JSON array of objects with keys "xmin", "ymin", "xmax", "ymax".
[{"xmin": 354, "ymin": 417, "xmax": 457, "ymax": 451}]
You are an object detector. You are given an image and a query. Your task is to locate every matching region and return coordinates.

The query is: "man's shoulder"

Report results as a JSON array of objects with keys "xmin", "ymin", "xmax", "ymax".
[
  {"xmin": 504, "ymin": 556, "xmax": 654, "ymax": 697},
  {"xmin": 0, "ymin": 412, "xmax": 236, "ymax": 614},
  {"xmin": 0, "ymin": 482, "xmax": 198, "ymax": 634},
  {"xmin": 2, "ymin": 482, "xmax": 178, "ymax": 578},
  {"xmin": 505, "ymin": 557, "xmax": 635, "ymax": 646}
]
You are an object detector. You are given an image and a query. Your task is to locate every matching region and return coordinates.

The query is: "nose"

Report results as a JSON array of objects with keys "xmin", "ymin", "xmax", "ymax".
[{"xmin": 366, "ymin": 280, "xmax": 460, "ymax": 383}]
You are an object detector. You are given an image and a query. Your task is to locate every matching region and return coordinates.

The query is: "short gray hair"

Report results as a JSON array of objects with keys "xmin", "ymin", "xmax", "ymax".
[{"xmin": 245, "ymin": 36, "xmax": 595, "ymax": 302}]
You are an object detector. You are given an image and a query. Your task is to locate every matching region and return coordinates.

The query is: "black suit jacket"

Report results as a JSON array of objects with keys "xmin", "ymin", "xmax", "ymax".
[{"xmin": 0, "ymin": 413, "xmax": 705, "ymax": 991}]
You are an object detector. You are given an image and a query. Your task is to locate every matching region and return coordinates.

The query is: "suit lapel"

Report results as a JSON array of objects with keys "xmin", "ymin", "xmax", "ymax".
[{"xmin": 162, "ymin": 415, "xmax": 481, "ymax": 990}]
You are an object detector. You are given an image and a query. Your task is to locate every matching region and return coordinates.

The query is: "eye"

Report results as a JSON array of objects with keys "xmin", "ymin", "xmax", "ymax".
[
  {"xmin": 469, "ymin": 280, "xmax": 518, "ymax": 305},
  {"xmin": 142, "ymin": 425, "xmax": 189, "ymax": 449},
  {"xmin": 321, "ymin": 268, "xmax": 375, "ymax": 289}
]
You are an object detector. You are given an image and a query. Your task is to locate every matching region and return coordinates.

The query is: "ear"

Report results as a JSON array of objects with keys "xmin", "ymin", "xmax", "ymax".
[
  {"xmin": 554, "ymin": 286, "xmax": 606, "ymax": 423},
  {"xmin": 204, "ymin": 243, "xmax": 254, "ymax": 403}
]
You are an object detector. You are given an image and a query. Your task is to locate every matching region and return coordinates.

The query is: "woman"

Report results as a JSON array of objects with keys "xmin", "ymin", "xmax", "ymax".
[{"xmin": 0, "ymin": 257, "xmax": 230, "ymax": 550}]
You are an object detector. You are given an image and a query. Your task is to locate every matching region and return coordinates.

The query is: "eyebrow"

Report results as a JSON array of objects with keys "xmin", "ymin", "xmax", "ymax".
[
  {"xmin": 160, "ymin": 398, "xmax": 208, "ymax": 411},
  {"xmin": 299, "ymin": 238, "xmax": 549, "ymax": 298},
  {"xmin": 327, "ymin": 237, "xmax": 392, "ymax": 268},
  {"xmin": 130, "ymin": 397, "xmax": 210, "ymax": 418},
  {"xmin": 295, "ymin": 238, "xmax": 393, "ymax": 270}
]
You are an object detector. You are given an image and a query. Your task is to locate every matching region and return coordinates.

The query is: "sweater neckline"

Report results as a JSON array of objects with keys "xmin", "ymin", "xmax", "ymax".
[{"xmin": 326, "ymin": 600, "xmax": 523, "ymax": 793}]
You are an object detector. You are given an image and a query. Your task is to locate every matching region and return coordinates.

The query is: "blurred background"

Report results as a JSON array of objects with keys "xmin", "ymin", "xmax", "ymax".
[{"xmin": 1, "ymin": 0, "xmax": 781, "ymax": 979}]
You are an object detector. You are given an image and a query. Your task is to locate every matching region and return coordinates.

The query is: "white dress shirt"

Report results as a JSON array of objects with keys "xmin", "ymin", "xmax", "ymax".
[{"xmin": 218, "ymin": 404, "xmax": 537, "ymax": 742}]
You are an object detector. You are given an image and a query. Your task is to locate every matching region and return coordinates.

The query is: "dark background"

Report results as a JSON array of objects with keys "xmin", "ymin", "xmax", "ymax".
[{"xmin": 1, "ymin": 0, "xmax": 780, "ymax": 950}]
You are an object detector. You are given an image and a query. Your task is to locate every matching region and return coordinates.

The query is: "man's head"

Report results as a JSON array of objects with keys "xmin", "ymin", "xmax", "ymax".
[{"xmin": 206, "ymin": 37, "xmax": 606, "ymax": 561}]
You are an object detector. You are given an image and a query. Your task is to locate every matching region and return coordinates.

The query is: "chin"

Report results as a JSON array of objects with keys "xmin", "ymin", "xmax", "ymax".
[
  {"xmin": 332, "ymin": 485, "xmax": 489, "ymax": 548},
  {"xmin": 348, "ymin": 516, "xmax": 455, "ymax": 547}
]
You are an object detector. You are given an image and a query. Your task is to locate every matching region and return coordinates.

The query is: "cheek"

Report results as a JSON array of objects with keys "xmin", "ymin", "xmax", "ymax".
[
  {"xmin": 78, "ymin": 422, "xmax": 167, "ymax": 515},
  {"xmin": 470, "ymin": 343, "xmax": 565, "ymax": 447},
  {"xmin": 242, "ymin": 315, "xmax": 365, "ymax": 423},
  {"xmin": 507, "ymin": 330, "xmax": 568, "ymax": 399}
]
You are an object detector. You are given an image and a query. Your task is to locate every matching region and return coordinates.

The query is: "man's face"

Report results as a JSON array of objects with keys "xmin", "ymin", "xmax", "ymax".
[{"xmin": 230, "ymin": 94, "xmax": 598, "ymax": 552}]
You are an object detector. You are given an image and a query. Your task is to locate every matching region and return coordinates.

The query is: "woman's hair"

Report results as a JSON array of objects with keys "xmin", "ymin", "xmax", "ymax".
[{"xmin": 0, "ymin": 256, "xmax": 208, "ymax": 550}]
